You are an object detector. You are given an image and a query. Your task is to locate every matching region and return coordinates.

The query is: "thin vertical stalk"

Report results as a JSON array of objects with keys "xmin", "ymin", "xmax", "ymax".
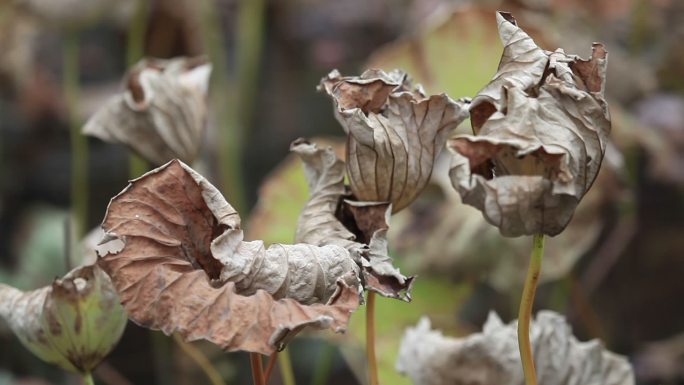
[
  {"xmin": 151, "ymin": 332, "xmax": 175, "ymax": 385},
  {"xmin": 172, "ymin": 334, "xmax": 225, "ymax": 385},
  {"xmin": 64, "ymin": 30, "xmax": 88, "ymax": 240},
  {"xmin": 198, "ymin": 0, "xmax": 266, "ymax": 212},
  {"xmin": 276, "ymin": 349, "xmax": 296, "ymax": 385},
  {"xmin": 250, "ymin": 353, "xmax": 265, "ymax": 385},
  {"xmin": 82, "ymin": 372, "xmax": 95, "ymax": 385},
  {"xmin": 310, "ymin": 343, "xmax": 335, "ymax": 385},
  {"xmin": 234, "ymin": 0, "xmax": 266, "ymax": 128},
  {"xmin": 518, "ymin": 234, "xmax": 545, "ymax": 385},
  {"xmin": 366, "ymin": 291, "xmax": 379, "ymax": 385},
  {"xmin": 127, "ymin": 0, "xmax": 149, "ymax": 178},
  {"xmin": 263, "ymin": 352, "xmax": 278, "ymax": 383}
]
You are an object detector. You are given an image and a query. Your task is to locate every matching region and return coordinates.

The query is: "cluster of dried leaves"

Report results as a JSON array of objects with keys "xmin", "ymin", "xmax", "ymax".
[
  {"xmin": 0, "ymin": 7, "xmax": 634, "ymax": 384},
  {"xmin": 88, "ymin": 55, "xmax": 472, "ymax": 354}
]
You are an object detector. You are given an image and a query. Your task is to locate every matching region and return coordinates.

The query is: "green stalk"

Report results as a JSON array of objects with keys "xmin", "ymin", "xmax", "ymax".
[
  {"xmin": 518, "ymin": 234, "xmax": 545, "ymax": 385},
  {"xmin": 82, "ymin": 372, "xmax": 95, "ymax": 385},
  {"xmin": 127, "ymin": 0, "xmax": 149, "ymax": 178},
  {"xmin": 198, "ymin": 0, "xmax": 265, "ymax": 212},
  {"xmin": 366, "ymin": 292, "xmax": 379, "ymax": 385},
  {"xmin": 310, "ymin": 343, "xmax": 335, "ymax": 385},
  {"xmin": 173, "ymin": 334, "xmax": 225, "ymax": 385},
  {"xmin": 234, "ymin": 0, "xmax": 266, "ymax": 129},
  {"xmin": 64, "ymin": 30, "xmax": 88, "ymax": 240},
  {"xmin": 277, "ymin": 348, "xmax": 296, "ymax": 385}
]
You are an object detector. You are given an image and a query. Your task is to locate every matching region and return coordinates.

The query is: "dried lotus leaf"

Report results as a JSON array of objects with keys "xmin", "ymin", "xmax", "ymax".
[
  {"xmin": 97, "ymin": 159, "xmax": 360, "ymax": 354},
  {"xmin": 83, "ymin": 56, "xmax": 211, "ymax": 165},
  {"xmin": 448, "ymin": 12, "xmax": 610, "ymax": 236},
  {"xmin": 396, "ymin": 311, "xmax": 635, "ymax": 385},
  {"xmin": 292, "ymin": 140, "xmax": 413, "ymax": 301},
  {"xmin": 319, "ymin": 69, "xmax": 469, "ymax": 213}
]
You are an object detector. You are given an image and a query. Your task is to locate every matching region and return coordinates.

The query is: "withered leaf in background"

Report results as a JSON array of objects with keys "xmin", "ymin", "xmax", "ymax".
[
  {"xmin": 83, "ymin": 57, "xmax": 211, "ymax": 166},
  {"xmin": 397, "ymin": 311, "xmax": 634, "ymax": 385}
]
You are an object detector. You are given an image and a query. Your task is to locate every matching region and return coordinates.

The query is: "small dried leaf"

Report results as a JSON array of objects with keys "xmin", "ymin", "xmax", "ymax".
[
  {"xmin": 448, "ymin": 12, "xmax": 611, "ymax": 236},
  {"xmin": 292, "ymin": 139, "xmax": 413, "ymax": 301},
  {"xmin": 98, "ymin": 159, "xmax": 360, "ymax": 354},
  {"xmin": 396, "ymin": 311, "xmax": 635, "ymax": 385},
  {"xmin": 83, "ymin": 57, "xmax": 211, "ymax": 165},
  {"xmin": 319, "ymin": 69, "xmax": 469, "ymax": 213},
  {"xmin": 0, "ymin": 265, "xmax": 126, "ymax": 374}
]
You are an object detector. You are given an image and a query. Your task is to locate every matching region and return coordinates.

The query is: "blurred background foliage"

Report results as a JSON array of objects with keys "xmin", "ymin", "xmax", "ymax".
[{"xmin": 1, "ymin": 0, "xmax": 684, "ymax": 384}]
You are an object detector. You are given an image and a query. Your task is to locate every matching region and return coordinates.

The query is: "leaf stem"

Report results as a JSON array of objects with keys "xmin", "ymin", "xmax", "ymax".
[
  {"xmin": 82, "ymin": 372, "xmax": 95, "ymax": 385},
  {"xmin": 250, "ymin": 352, "xmax": 265, "ymax": 385},
  {"xmin": 126, "ymin": 0, "xmax": 149, "ymax": 178},
  {"xmin": 198, "ymin": 0, "xmax": 265, "ymax": 212},
  {"xmin": 173, "ymin": 334, "xmax": 225, "ymax": 385},
  {"xmin": 263, "ymin": 352, "xmax": 278, "ymax": 382},
  {"xmin": 64, "ymin": 29, "xmax": 88, "ymax": 240},
  {"xmin": 310, "ymin": 342, "xmax": 334, "ymax": 385},
  {"xmin": 277, "ymin": 348, "xmax": 296, "ymax": 385},
  {"xmin": 518, "ymin": 234, "xmax": 545, "ymax": 385},
  {"xmin": 366, "ymin": 291, "xmax": 379, "ymax": 385}
]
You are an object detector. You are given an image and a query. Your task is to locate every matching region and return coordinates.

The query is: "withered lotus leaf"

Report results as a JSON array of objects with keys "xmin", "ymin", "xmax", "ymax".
[
  {"xmin": 97, "ymin": 159, "xmax": 360, "ymax": 354},
  {"xmin": 0, "ymin": 265, "xmax": 126, "ymax": 374},
  {"xmin": 319, "ymin": 69, "xmax": 469, "ymax": 213},
  {"xmin": 83, "ymin": 56, "xmax": 211, "ymax": 166},
  {"xmin": 292, "ymin": 139, "xmax": 413, "ymax": 301},
  {"xmin": 448, "ymin": 12, "xmax": 610, "ymax": 236},
  {"xmin": 396, "ymin": 311, "xmax": 635, "ymax": 385}
]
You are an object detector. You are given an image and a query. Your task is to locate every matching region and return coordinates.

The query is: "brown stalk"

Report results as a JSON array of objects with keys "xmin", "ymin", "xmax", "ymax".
[
  {"xmin": 263, "ymin": 352, "xmax": 278, "ymax": 383},
  {"xmin": 250, "ymin": 353, "xmax": 265, "ymax": 385}
]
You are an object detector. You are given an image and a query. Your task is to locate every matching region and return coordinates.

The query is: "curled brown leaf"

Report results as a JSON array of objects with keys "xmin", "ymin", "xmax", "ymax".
[
  {"xmin": 448, "ymin": 12, "xmax": 610, "ymax": 237},
  {"xmin": 319, "ymin": 69, "xmax": 469, "ymax": 213},
  {"xmin": 291, "ymin": 139, "xmax": 413, "ymax": 301},
  {"xmin": 83, "ymin": 57, "xmax": 211, "ymax": 165},
  {"xmin": 97, "ymin": 159, "xmax": 360, "ymax": 354}
]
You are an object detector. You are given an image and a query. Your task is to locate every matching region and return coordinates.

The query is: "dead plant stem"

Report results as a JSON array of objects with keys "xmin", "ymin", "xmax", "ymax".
[
  {"xmin": 250, "ymin": 352, "xmax": 265, "ymax": 385},
  {"xmin": 263, "ymin": 352, "xmax": 278, "ymax": 383}
]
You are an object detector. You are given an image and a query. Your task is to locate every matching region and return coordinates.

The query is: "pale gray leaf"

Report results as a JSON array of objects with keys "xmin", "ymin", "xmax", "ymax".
[
  {"xmin": 448, "ymin": 12, "xmax": 610, "ymax": 236},
  {"xmin": 83, "ymin": 56, "xmax": 211, "ymax": 165},
  {"xmin": 320, "ymin": 69, "xmax": 469, "ymax": 213},
  {"xmin": 397, "ymin": 311, "xmax": 634, "ymax": 385}
]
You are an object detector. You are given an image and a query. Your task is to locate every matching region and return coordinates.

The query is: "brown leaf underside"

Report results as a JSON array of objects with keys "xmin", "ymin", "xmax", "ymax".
[{"xmin": 98, "ymin": 160, "xmax": 359, "ymax": 354}]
